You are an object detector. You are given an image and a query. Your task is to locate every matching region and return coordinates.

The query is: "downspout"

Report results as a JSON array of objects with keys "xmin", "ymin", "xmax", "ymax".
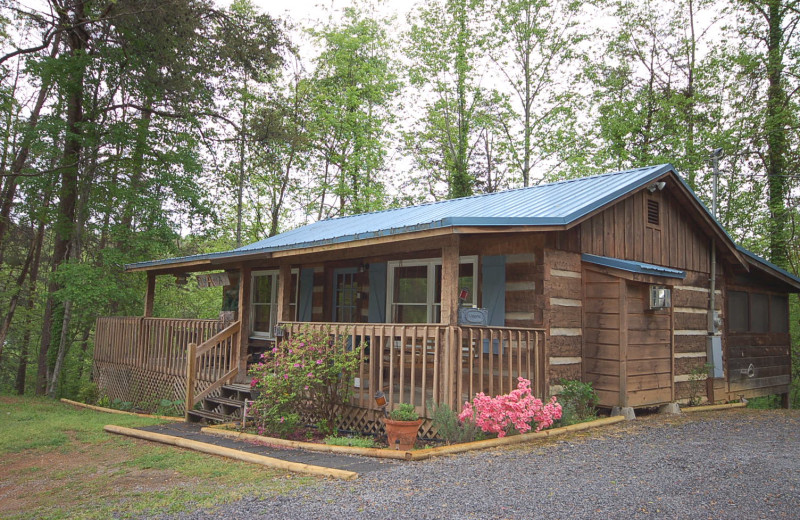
[{"xmin": 708, "ymin": 149, "xmax": 724, "ymax": 396}]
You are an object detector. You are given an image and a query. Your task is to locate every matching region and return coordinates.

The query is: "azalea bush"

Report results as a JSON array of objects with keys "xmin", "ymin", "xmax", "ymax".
[
  {"xmin": 458, "ymin": 377, "xmax": 562, "ymax": 438},
  {"xmin": 248, "ymin": 327, "xmax": 360, "ymax": 436}
]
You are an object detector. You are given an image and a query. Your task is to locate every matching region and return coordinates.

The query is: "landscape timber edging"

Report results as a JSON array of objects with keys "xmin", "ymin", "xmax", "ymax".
[
  {"xmin": 202, "ymin": 415, "xmax": 628, "ymax": 461},
  {"xmin": 104, "ymin": 424, "xmax": 359, "ymax": 480},
  {"xmin": 60, "ymin": 398, "xmax": 184, "ymax": 421},
  {"xmin": 682, "ymin": 402, "xmax": 747, "ymax": 413}
]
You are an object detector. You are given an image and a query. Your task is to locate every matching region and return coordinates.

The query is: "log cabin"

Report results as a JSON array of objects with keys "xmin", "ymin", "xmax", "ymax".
[{"xmin": 93, "ymin": 164, "xmax": 799, "ymax": 432}]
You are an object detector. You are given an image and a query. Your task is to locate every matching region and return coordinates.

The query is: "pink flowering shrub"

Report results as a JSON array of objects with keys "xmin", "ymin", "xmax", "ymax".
[
  {"xmin": 458, "ymin": 377, "xmax": 562, "ymax": 437},
  {"xmin": 248, "ymin": 327, "xmax": 360, "ymax": 436}
]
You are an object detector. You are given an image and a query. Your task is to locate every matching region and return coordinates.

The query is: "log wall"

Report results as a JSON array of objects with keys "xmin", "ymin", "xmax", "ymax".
[{"xmin": 544, "ymin": 248, "xmax": 583, "ymax": 392}]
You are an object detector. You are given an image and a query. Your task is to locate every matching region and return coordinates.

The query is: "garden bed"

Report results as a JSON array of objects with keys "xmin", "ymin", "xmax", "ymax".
[{"xmin": 201, "ymin": 415, "xmax": 627, "ymax": 461}]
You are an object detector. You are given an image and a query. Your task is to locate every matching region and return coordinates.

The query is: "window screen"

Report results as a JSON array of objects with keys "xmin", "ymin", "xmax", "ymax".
[
  {"xmin": 750, "ymin": 293, "xmax": 769, "ymax": 333},
  {"xmin": 770, "ymin": 295, "xmax": 789, "ymax": 333},
  {"xmin": 728, "ymin": 291, "xmax": 748, "ymax": 332}
]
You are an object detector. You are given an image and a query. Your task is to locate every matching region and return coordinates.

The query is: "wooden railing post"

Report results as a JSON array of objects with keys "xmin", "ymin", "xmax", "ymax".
[{"xmin": 185, "ymin": 342, "xmax": 197, "ymax": 420}]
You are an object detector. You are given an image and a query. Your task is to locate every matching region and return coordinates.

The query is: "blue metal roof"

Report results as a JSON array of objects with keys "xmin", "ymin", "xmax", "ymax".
[
  {"xmin": 127, "ymin": 164, "xmax": 675, "ymax": 270},
  {"xmin": 581, "ymin": 254, "xmax": 687, "ymax": 279}
]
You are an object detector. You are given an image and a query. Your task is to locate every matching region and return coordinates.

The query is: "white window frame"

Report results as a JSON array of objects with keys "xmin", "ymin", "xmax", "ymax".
[
  {"xmin": 250, "ymin": 269, "xmax": 299, "ymax": 339},
  {"xmin": 385, "ymin": 256, "xmax": 477, "ymax": 324}
]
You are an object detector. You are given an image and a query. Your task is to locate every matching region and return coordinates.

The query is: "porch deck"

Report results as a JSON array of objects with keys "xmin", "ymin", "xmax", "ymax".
[{"xmin": 93, "ymin": 317, "xmax": 545, "ymax": 436}]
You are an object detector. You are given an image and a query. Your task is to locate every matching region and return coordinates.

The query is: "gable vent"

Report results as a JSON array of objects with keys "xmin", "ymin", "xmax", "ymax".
[{"xmin": 647, "ymin": 199, "xmax": 660, "ymax": 226}]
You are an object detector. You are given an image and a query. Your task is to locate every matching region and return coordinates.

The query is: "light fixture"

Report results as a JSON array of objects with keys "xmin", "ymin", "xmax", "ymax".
[{"xmin": 647, "ymin": 181, "xmax": 667, "ymax": 192}]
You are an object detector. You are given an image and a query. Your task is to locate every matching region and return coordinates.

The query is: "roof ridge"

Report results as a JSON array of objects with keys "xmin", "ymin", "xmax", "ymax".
[{"xmin": 309, "ymin": 164, "xmax": 670, "ymax": 225}]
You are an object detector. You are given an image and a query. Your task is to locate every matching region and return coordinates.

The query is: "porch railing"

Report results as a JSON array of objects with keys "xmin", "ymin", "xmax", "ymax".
[
  {"xmin": 94, "ymin": 317, "xmax": 230, "ymax": 409},
  {"xmin": 185, "ymin": 320, "xmax": 242, "ymax": 418},
  {"xmin": 279, "ymin": 322, "xmax": 546, "ymax": 418}
]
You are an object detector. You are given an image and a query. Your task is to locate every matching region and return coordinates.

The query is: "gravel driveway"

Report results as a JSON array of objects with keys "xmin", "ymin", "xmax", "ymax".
[{"xmin": 165, "ymin": 409, "xmax": 799, "ymax": 520}]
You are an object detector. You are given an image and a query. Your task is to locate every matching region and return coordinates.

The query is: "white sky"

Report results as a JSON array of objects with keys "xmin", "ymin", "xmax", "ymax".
[{"xmin": 226, "ymin": 0, "xmax": 419, "ymax": 26}]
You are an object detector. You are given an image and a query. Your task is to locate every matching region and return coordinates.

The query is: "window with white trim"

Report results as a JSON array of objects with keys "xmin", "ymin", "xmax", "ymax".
[
  {"xmin": 385, "ymin": 256, "xmax": 477, "ymax": 323},
  {"xmin": 251, "ymin": 269, "xmax": 298, "ymax": 338}
]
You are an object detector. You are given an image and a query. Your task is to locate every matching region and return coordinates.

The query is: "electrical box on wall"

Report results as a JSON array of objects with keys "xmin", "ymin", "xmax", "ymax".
[
  {"xmin": 649, "ymin": 285, "xmax": 672, "ymax": 310},
  {"xmin": 707, "ymin": 336, "xmax": 723, "ymax": 378}
]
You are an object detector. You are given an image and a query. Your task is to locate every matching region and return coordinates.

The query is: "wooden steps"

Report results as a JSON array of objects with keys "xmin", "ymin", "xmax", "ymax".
[{"xmin": 186, "ymin": 384, "xmax": 254, "ymax": 424}]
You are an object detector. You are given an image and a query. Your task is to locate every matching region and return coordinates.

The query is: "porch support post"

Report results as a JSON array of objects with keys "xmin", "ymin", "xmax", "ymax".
[
  {"xmin": 277, "ymin": 264, "xmax": 292, "ymax": 323},
  {"xmin": 144, "ymin": 272, "xmax": 156, "ymax": 317},
  {"xmin": 237, "ymin": 265, "xmax": 251, "ymax": 377},
  {"xmin": 440, "ymin": 235, "xmax": 460, "ymax": 408}
]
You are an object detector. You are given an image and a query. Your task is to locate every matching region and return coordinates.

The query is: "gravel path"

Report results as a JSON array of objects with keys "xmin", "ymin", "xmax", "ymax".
[{"xmin": 164, "ymin": 409, "xmax": 800, "ymax": 520}]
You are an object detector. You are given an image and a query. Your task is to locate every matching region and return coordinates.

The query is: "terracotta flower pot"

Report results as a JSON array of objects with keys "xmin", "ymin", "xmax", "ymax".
[{"xmin": 383, "ymin": 418, "xmax": 423, "ymax": 450}]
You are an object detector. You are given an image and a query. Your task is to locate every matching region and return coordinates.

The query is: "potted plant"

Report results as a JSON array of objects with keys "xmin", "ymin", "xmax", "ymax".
[{"xmin": 383, "ymin": 403, "xmax": 423, "ymax": 450}]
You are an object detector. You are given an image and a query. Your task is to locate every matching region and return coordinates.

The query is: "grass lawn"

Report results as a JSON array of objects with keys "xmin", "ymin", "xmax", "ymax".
[{"xmin": 0, "ymin": 395, "xmax": 313, "ymax": 519}]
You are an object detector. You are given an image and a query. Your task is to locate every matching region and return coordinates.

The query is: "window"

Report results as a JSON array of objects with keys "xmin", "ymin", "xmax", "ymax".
[
  {"xmin": 251, "ymin": 269, "xmax": 298, "ymax": 338},
  {"xmin": 728, "ymin": 291, "xmax": 748, "ymax": 332},
  {"xmin": 771, "ymin": 295, "xmax": 789, "ymax": 333},
  {"xmin": 386, "ymin": 256, "xmax": 477, "ymax": 323},
  {"xmin": 750, "ymin": 293, "xmax": 769, "ymax": 333},
  {"xmin": 333, "ymin": 268, "xmax": 359, "ymax": 323},
  {"xmin": 727, "ymin": 290, "xmax": 789, "ymax": 334}
]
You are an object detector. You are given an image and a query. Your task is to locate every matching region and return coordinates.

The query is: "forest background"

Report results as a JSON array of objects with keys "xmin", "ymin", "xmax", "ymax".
[{"xmin": 0, "ymin": 0, "xmax": 798, "ymax": 404}]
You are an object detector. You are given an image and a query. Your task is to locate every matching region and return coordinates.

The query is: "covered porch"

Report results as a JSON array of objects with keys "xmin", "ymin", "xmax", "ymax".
[{"xmin": 93, "ymin": 232, "xmax": 549, "ymax": 435}]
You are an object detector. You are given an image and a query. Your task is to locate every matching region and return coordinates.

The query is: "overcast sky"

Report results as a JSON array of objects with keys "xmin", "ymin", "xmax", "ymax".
[{"xmin": 228, "ymin": 0, "xmax": 418, "ymax": 26}]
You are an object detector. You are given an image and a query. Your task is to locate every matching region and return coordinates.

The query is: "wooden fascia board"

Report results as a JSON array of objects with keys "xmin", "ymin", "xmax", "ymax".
[
  {"xmin": 125, "ymin": 259, "xmax": 214, "ymax": 274},
  {"xmin": 268, "ymin": 227, "xmax": 456, "ymax": 258},
  {"xmin": 742, "ymin": 259, "xmax": 800, "ymax": 292}
]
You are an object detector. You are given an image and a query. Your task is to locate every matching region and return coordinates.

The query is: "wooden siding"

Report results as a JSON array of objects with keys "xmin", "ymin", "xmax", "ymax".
[
  {"xmin": 724, "ymin": 279, "xmax": 792, "ymax": 399},
  {"xmin": 625, "ymin": 282, "xmax": 673, "ymax": 406},
  {"xmin": 580, "ymin": 189, "xmax": 710, "ymax": 273},
  {"xmin": 582, "ymin": 269, "xmax": 620, "ymax": 406}
]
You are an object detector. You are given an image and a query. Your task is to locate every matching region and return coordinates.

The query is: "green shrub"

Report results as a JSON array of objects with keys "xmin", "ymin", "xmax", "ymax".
[
  {"xmin": 323, "ymin": 435, "xmax": 377, "ymax": 448},
  {"xmin": 557, "ymin": 379, "xmax": 598, "ymax": 424},
  {"xmin": 428, "ymin": 401, "xmax": 485, "ymax": 444},
  {"xmin": 76, "ymin": 382, "xmax": 100, "ymax": 405},
  {"xmin": 248, "ymin": 326, "xmax": 360, "ymax": 437},
  {"xmin": 746, "ymin": 394, "xmax": 782, "ymax": 409},
  {"xmin": 389, "ymin": 403, "xmax": 419, "ymax": 421},
  {"xmin": 687, "ymin": 363, "xmax": 712, "ymax": 406}
]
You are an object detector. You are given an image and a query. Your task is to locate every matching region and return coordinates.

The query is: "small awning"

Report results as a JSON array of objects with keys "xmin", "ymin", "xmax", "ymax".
[{"xmin": 581, "ymin": 254, "xmax": 686, "ymax": 279}]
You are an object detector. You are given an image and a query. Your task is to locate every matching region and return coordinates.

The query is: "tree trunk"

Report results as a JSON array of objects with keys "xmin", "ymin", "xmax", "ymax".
[
  {"xmin": 15, "ymin": 192, "xmax": 48, "ymax": 395},
  {"xmin": 36, "ymin": 1, "xmax": 87, "ymax": 395},
  {"xmin": 763, "ymin": 0, "xmax": 789, "ymax": 268}
]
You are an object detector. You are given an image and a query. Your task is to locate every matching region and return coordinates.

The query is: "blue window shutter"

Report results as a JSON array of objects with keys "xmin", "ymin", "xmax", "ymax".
[
  {"xmin": 298, "ymin": 268, "xmax": 314, "ymax": 322},
  {"xmin": 368, "ymin": 263, "xmax": 387, "ymax": 323},
  {"xmin": 481, "ymin": 255, "xmax": 506, "ymax": 326}
]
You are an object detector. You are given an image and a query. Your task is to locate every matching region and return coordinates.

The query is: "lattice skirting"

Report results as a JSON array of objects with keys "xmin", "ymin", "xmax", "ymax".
[
  {"xmin": 301, "ymin": 404, "xmax": 436, "ymax": 439},
  {"xmin": 93, "ymin": 362, "xmax": 186, "ymax": 414}
]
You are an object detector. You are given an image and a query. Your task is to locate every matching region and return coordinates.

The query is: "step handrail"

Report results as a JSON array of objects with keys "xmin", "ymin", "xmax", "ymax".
[{"xmin": 185, "ymin": 320, "xmax": 241, "ymax": 420}]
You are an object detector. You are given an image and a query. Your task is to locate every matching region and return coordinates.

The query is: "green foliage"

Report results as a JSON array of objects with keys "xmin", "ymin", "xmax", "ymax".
[
  {"xmin": 323, "ymin": 435, "xmax": 377, "ymax": 448},
  {"xmin": 388, "ymin": 402, "xmax": 420, "ymax": 421},
  {"xmin": 556, "ymin": 379, "xmax": 598, "ymax": 424},
  {"xmin": 249, "ymin": 326, "xmax": 360, "ymax": 436},
  {"xmin": 428, "ymin": 400, "xmax": 485, "ymax": 444},
  {"xmin": 687, "ymin": 363, "xmax": 713, "ymax": 407},
  {"xmin": 746, "ymin": 394, "xmax": 783, "ymax": 409}
]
